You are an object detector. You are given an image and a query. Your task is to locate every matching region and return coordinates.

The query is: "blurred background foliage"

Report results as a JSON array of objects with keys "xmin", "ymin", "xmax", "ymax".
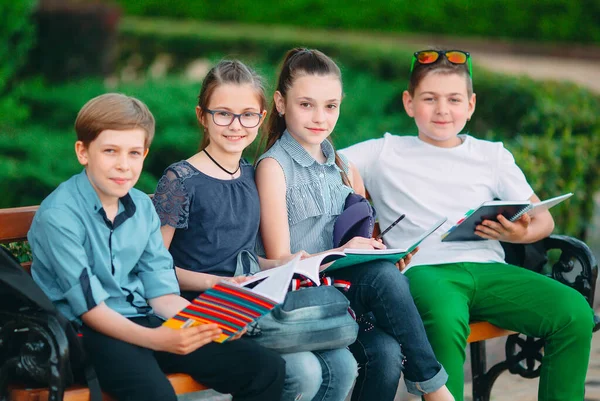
[
  {"xmin": 1, "ymin": 0, "xmax": 600, "ymax": 240},
  {"xmin": 116, "ymin": 0, "xmax": 600, "ymax": 44},
  {"xmin": 0, "ymin": 0, "xmax": 37, "ymax": 131}
]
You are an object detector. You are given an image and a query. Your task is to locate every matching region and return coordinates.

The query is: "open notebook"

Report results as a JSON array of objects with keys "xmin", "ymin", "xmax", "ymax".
[
  {"xmin": 441, "ymin": 193, "xmax": 573, "ymax": 242},
  {"xmin": 164, "ymin": 216, "xmax": 448, "ymax": 341},
  {"xmin": 162, "ymin": 252, "xmax": 344, "ymax": 342},
  {"xmin": 163, "ymin": 254, "xmax": 302, "ymax": 342},
  {"xmin": 322, "ymin": 217, "xmax": 448, "ymax": 272}
]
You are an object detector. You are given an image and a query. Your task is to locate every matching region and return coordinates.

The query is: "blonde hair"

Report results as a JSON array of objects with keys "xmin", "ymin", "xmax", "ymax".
[{"xmin": 75, "ymin": 93, "xmax": 155, "ymax": 148}]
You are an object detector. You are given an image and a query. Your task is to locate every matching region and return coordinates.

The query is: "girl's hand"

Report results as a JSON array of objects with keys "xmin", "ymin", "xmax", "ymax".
[
  {"xmin": 224, "ymin": 276, "xmax": 252, "ymax": 285},
  {"xmin": 396, "ymin": 247, "xmax": 419, "ymax": 272},
  {"xmin": 341, "ymin": 236, "xmax": 387, "ymax": 251},
  {"xmin": 475, "ymin": 213, "xmax": 531, "ymax": 243},
  {"xmin": 208, "ymin": 275, "xmax": 251, "ymax": 288},
  {"xmin": 280, "ymin": 250, "xmax": 311, "ymax": 264}
]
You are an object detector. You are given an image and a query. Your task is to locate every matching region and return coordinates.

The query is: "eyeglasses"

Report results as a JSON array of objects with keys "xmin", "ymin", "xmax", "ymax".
[
  {"xmin": 205, "ymin": 109, "xmax": 263, "ymax": 128},
  {"xmin": 410, "ymin": 50, "xmax": 472, "ymax": 77}
]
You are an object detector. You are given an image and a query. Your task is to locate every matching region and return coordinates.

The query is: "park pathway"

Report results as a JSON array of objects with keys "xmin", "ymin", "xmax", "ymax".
[{"xmin": 390, "ymin": 33, "xmax": 600, "ymax": 93}]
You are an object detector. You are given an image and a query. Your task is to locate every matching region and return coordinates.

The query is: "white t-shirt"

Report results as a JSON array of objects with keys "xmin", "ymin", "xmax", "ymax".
[{"xmin": 341, "ymin": 133, "xmax": 534, "ymax": 269}]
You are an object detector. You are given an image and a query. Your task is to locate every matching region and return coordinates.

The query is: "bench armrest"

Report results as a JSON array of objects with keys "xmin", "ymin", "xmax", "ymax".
[
  {"xmin": 542, "ymin": 234, "xmax": 598, "ymax": 307},
  {"xmin": 0, "ymin": 310, "xmax": 71, "ymax": 399},
  {"xmin": 502, "ymin": 234, "xmax": 598, "ymax": 307}
]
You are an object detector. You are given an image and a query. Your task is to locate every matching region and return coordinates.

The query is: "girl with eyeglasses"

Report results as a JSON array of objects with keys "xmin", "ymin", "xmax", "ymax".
[
  {"xmin": 340, "ymin": 49, "xmax": 595, "ymax": 400},
  {"xmin": 255, "ymin": 48, "xmax": 454, "ymax": 401},
  {"xmin": 153, "ymin": 59, "xmax": 358, "ymax": 401}
]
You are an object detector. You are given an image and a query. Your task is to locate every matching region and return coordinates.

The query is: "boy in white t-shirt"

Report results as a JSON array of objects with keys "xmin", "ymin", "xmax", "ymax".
[{"xmin": 341, "ymin": 49, "xmax": 594, "ymax": 401}]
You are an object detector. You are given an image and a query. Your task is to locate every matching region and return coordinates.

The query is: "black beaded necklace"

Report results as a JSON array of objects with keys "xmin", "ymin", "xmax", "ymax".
[{"xmin": 203, "ymin": 149, "xmax": 240, "ymax": 178}]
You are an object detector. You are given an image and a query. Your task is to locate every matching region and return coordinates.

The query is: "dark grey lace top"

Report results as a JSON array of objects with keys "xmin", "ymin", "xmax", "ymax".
[{"xmin": 153, "ymin": 159, "xmax": 260, "ymax": 277}]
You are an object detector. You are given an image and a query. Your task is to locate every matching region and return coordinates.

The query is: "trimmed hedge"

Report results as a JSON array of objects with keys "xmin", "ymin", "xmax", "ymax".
[
  {"xmin": 473, "ymin": 70, "xmax": 600, "ymax": 137},
  {"xmin": 500, "ymin": 130, "xmax": 600, "ymax": 239},
  {"xmin": 2, "ymin": 17, "xmax": 599, "ymax": 240},
  {"xmin": 118, "ymin": 17, "xmax": 600, "ymax": 139},
  {"xmin": 115, "ymin": 0, "xmax": 600, "ymax": 44}
]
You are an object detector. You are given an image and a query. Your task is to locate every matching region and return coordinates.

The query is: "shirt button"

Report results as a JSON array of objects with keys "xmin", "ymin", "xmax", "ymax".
[{"xmin": 319, "ymin": 173, "xmax": 325, "ymax": 178}]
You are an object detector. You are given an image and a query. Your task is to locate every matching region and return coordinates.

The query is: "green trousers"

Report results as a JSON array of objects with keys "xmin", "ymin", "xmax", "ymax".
[{"xmin": 405, "ymin": 262, "xmax": 594, "ymax": 401}]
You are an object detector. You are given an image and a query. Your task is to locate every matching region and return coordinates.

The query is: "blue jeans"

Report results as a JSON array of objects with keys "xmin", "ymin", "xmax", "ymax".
[
  {"xmin": 281, "ymin": 349, "xmax": 357, "ymax": 401},
  {"xmin": 331, "ymin": 261, "xmax": 448, "ymax": 400}
]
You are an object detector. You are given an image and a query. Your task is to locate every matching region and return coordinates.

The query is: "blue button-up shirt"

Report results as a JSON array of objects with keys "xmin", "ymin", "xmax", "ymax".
[{"xmin": 29, "ymin": 170, "xmax": 179, "ymax": 323}]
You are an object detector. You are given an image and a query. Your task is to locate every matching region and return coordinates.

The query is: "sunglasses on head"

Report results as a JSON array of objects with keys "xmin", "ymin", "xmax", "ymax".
[{"xmin": 410, "ymin": 50, "xmax": 472, "ymax": 77}]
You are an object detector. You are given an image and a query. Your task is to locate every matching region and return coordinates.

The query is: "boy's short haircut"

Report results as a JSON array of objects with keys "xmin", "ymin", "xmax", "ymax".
[
  {"xmin": 75, "ymin": 93, "xmax": 155, "ymax": 148},
  {"xmin": 408, "ymin": 48, "xmax": 473, "ymax": 97}
]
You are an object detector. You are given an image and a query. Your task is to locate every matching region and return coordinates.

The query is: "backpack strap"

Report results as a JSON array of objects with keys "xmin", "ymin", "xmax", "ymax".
[{"xmin": 64, "ymin": 323, "xmax": 102, "ymax": 401}]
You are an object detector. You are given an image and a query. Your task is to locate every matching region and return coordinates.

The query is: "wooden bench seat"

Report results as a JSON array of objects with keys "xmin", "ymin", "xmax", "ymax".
[
  {"xmin": 5, "ymin": 321, "xmax": 509, "ymax": 401},
  {"xmin": 467, "ymin": 322, "xmax": 516, "ymax": 344},
  {"xmin": 8, "ymin": 374, "xmax": 207, "ymax": 401}
]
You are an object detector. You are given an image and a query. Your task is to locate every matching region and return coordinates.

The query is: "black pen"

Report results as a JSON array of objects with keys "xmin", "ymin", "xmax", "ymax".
[{"xmin": 376, "ymin": 214, "xmax": 406, "ymax": 240}]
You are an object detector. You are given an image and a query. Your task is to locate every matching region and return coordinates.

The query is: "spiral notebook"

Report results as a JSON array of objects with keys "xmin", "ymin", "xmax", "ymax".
[
  {"xmin": 162, "ymin": 252, "xmax": 346, "ymax": 342},
  {"xmin": 441, "ymin": 193, "xmax": 573, "ymax": 242},
  {"xmin": 162, "ymin": 254, "xmax": 302, "ymax": 342}
]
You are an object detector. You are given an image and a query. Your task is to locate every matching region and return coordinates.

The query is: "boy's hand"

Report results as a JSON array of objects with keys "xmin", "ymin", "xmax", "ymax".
[
  {"xmin": 151, "ymin": 324, "xmax": 222, "ymax": 354},
  {"xmin": 341, "ymin": 236, "xmax": 387, "ymax": 251},
  {"xmin": 396, "ymin": 247, "xmax": 419, "ymax": 272},
  {"xmin": 475, "ymin": 214, "xmax": 531, "ymax": 243},
  {"xmin": 230, "ymin": 327, "xmax": 248, "ymax": 341}
]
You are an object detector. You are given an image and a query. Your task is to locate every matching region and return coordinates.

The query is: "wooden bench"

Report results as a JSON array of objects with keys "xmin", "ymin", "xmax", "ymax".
[
  {"xmin": 1, "ymin": 206, "xmax": 598, "ymax": 401},
  {"xmin": 0, "ymin": 206, "xmax": 208, "ymax": 401}
]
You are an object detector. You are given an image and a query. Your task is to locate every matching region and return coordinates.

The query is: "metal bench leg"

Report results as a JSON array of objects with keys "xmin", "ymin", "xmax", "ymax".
[
  {"xmin": 470, "ymin": 341, "xmax": 490, "ymax": 401},
  {"xmin": 471, "ymin": 340, "xmax": 514, "ymax": 401}
]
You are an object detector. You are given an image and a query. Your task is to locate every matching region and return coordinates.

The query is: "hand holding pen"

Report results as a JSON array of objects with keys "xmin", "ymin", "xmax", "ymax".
[{"xmin": 373, "ymin": 213, "xmax": 417, "ymax": 271}]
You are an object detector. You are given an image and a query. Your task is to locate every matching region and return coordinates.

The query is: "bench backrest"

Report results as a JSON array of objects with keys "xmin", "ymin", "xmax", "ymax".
[
  {"xmin": 0, "ymin": 206, "xmax": 38, "ymax": 274},
  {"xmin": 0, "ymin": 206, "xmax": 38, "ymax": 244}
]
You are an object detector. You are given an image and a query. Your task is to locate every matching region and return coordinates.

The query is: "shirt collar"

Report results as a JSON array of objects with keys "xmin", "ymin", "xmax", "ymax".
[
  {"xmin": 75, "ymin": 170, "xmax": 137, "ymax": 223},
  {"xmin": 280, "ymin": 130, "xmax": 337, "ymax": 168}
]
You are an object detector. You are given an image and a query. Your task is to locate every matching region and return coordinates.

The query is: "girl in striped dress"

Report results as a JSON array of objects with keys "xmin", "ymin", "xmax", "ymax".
[{"xmin": 256, "ymin": 48, "xmax": 454, "ymax": 401}]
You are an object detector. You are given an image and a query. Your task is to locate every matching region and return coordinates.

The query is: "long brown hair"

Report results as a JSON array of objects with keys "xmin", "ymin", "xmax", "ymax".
[
  {"xmin": 262, "ymin": 48, "xmax": 351, "ymax": 187},
  {"xmin": 197, "ymin": 60, "xmax": 267, "ymax": 150}
]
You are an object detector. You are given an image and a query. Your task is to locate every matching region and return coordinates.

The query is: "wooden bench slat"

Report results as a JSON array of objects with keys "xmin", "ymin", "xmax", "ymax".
[
  {"xmin": 0, "ymin": 206, "xmax": 38, "ymax": 244},
  {"xmin": 167, "ymin": 373, "xmax": 208, "ymax": 395},
  {"xmin": 9, "ymin": 373, "xmax": 208, "ymax": 401},
  {"xmin": 467, "ymin": 321, "xmax": 516, "ymax": 343}
]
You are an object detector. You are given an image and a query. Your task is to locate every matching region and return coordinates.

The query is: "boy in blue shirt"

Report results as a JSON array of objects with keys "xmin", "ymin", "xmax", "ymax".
[{"xmin": 28, "ymin": 93, "xmax": 285, "ymax": 401}]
